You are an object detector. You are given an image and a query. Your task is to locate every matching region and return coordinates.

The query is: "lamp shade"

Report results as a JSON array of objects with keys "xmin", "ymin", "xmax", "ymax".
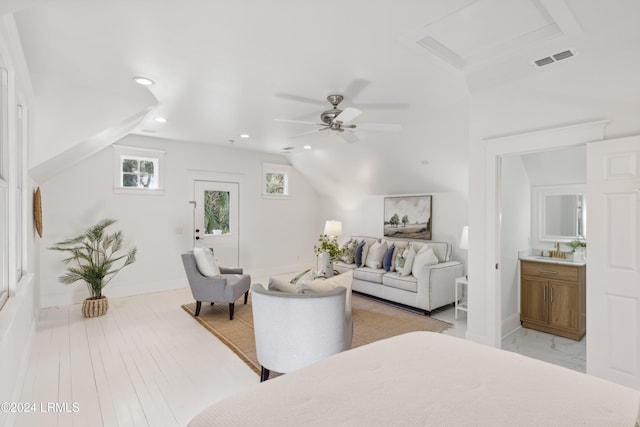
[
  {"xmin": 323, "ymin": 220, "xmax": 343, "ymax": 237},
  {"xmin": 460, "ymin": 226, "xmax": 469, "ymax": 250}
]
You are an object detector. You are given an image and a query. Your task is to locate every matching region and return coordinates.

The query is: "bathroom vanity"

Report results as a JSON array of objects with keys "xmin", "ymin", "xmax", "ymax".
[{"xmin": 520, "ymin": 256, "xmax": 586, "ymax": 340}]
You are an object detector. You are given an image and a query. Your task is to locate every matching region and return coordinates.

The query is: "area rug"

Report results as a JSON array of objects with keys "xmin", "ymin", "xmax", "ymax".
[{"xmin": 181, "ymin": 293, "xmax": 452, "ymax": 375}]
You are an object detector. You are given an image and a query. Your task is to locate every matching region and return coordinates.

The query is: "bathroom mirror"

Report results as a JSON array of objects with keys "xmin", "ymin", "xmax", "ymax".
[{"xmin": 535, "ymin": 186, "xmax": 585, "ymax": 242}]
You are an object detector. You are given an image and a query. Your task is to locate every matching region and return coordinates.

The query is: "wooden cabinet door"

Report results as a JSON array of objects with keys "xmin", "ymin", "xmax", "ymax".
[
  {"xmin": 549, "ymin": 281, "xmax": 578, "ymax": 332},
  {"xmin": 521, "ymin": 277, "xmax": 548, "ymax": 324}
]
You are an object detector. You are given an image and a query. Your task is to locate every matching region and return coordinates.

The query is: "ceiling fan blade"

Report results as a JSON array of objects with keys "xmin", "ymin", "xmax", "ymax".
[
  {"xmin": 342, "ymin": 78, "xmax": 370, "ymax": 101},
  {"xmin": 275, "ymin": 93, "xmax": 326, "ymax": 106},
  {"xmin": 334, "ymin": 107, "xmax": 361, "ymax": 124},
  {"xmin": 289, "ymin": 127, "xmax": 328, "ymax": 139},
  {"xmin": 340, "ymin": 131, "xmax": 360, "ymax": 144},
  {"xmin": 355, "ymin": 123, "xmax": 402, "ymax": 132},
  {"xmin": 351, "ymin": 102, "xmax": 410, "ymax": 110},
  {"xmin": 274, "ymin": 119, "xmax": 321, "ymax": 125}
]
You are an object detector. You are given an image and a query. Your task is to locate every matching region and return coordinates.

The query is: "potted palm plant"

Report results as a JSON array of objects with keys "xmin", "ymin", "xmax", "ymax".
[{"xmin": 50, "ymin": 219, "xmax": 137, "ymax": 318}]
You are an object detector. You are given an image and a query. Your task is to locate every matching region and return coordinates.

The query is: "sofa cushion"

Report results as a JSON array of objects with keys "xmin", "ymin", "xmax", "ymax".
[
  {"xmin": 412, "ymin": 247, "xmax": 439, "ymax": 277},
  {"xmin": 383, "ymin": 272, "xmax": 418, "ymax": 293},
  {"xmin": 354, "ymin": 267, "xmax": 385, "ymax": 284},
  {"xmin": 382, "ymin": 244, "xmax": 395, "ymax": 272},
  {"xmin": 365, "ymin": 241, "xmax": 387, "ymax": 269}
]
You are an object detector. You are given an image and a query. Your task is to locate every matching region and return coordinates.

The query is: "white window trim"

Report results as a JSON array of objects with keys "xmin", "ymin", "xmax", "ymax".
[
  {"xmin": 262, "ymin": 163, "xmax": 291, "ymax": 199},
  {"xmin": 113, "ymin": 145, "xmax": 165, "ymax": 195}
]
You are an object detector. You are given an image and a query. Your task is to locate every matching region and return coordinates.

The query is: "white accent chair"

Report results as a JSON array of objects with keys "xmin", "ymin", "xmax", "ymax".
[{"xmin": 251, "ymin": 283, "xmax": 353, "ymax": 381}]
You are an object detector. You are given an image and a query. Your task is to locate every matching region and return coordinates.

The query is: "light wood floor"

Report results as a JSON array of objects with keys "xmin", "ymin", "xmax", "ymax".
[
  {"xmin": 12, "ymin": 287, "xmax": 257, "ymax": 427},
  {"xmin": 12, "ymin": 282, "xmax": 583, "ymax": 426}
]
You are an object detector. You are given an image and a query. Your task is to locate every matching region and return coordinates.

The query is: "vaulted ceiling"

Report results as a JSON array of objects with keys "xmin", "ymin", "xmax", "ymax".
[{"xmin": 6, "ymin": 0, "xmax": 640, "ymax": 196}]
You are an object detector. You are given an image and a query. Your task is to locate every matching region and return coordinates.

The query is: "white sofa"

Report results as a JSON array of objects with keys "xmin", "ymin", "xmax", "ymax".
[{"xmin": 335, "ymin": 236, "xmax": 463, "ymax": 315}]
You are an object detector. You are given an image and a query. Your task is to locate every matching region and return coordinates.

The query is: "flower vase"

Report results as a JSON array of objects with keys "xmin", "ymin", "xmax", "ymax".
[{"xmin": 323, "ymin": 252, "xmax": 334, "ymax": 278}]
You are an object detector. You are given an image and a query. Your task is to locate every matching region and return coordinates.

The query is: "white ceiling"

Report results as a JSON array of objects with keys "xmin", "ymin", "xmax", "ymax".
[{"xmin": 8, "ymin": 0, "xmax": 640, "ymax": 195}]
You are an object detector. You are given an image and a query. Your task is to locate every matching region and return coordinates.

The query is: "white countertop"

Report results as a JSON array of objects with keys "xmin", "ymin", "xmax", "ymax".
[{"xmin": 519, "ymin": 255, "xmax": 586, "ymax": 267}]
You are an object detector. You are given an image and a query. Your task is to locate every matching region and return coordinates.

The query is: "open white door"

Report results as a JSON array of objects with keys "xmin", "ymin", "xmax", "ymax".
[{"xmin": 586, "ymin": 135, "xmax": 640, "ymax": 390}]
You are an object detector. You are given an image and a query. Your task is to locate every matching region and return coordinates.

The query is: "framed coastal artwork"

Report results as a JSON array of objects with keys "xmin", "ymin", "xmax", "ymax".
[{"xmin": 383, "ymin": 195, "xmax": 432, "ymax": 240}]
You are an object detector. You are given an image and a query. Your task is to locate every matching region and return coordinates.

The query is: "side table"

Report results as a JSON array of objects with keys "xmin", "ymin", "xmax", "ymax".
[{"xmin": 455, "ymin": 276, "xmax": 468, "ymax": 320}]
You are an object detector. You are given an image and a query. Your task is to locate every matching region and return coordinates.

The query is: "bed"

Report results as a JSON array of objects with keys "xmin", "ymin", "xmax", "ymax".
[{"xmin": 189, "ymin": 332, "xmax": 640, "ymax": 426}]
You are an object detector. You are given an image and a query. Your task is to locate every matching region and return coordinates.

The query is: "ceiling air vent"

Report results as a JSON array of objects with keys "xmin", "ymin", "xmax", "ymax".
[
  {"xmin": 552, "ymin": 50, "xmax": 574, "ymax": 61},
  {"xmin": 534, "ymin": 57, "xmax": 554, "ymax": 67},
  {"xmin": 282, "ymin": 146, "xmax": 295, "ymax": 152},
  {"xmin": 533, "ymin": 49, "xmax": 576, "ymax": 67}
]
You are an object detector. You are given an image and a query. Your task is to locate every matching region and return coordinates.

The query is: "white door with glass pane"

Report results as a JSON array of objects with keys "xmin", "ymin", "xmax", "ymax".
[
  {"xmin": 586, "ymin": 135, "xmax": 640, "ymax": 390},
  {"xmin": 193, "ymin": 180, "xmax": 239, "ymax": 267}
]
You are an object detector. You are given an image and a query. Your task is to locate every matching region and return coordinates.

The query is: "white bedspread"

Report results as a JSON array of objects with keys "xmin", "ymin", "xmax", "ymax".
[{"xmin": 190, "ymin": 332, "xmax": 640, "ymax": 427}]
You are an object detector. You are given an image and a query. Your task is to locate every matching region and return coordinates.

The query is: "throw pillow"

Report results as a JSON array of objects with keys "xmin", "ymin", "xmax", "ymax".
[
  {"xmin": 340, "ymin": 239, "xmax": 357, "ymax": 264},
  {"xmin": 411, "ymin": 247, "xmax": 439, "ymax": 277},
  {"xmin": 192, "ymin": 247, "xmax": 221, "ymax": 277},
  {"xmin": 399, "ymin": 247, "xmax": 416, "ymax": 277},
  {"xmin": 365, "ymin": 241, "xmax": 387, "ymax": 269},
  {"xmin": 395, "ymin": 248, "xmax": 406, "ymax": 272},
  {"xmin": 269, "ymin": 277, "xmax": 301, "ymax": 293},
  {"xmin": 361, "ymin": 241, "xmax": 371, "ymax": 267},
  {"xmin": 382, "ymin": 244, "xmax": 395, "ymax": 272},
  {"xmin": 354, "ymin": 240, "xmax": 366, "ymax": 267},
  {"xmin": 300, "ymin": 278, "xmax": 337, "ymax": 293},
  {"xmin": 290, "ymin": 269, "xmax": 311, "ymax": 284}
]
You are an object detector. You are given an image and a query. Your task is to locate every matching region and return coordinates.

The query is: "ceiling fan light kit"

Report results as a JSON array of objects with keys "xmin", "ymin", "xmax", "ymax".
[{"xmin": 276, "ymin": 93, "xmax": 401, "ymax": 144}]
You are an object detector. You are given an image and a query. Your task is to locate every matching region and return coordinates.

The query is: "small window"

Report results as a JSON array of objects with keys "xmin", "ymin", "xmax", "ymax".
[
  {"xmin": 263, "ymin": 163, "xmax": 291, "ymax": 198},
  {"xmin": 121, "ymin": 156, "xmax": 158, "ymax": 189},
  {"xmin": 113, "ymin": 145, "xmax": 165, "ymax": 194}
]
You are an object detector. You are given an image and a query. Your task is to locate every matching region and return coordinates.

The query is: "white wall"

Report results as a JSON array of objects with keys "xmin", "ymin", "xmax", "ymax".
[
  {"xmin": 39, "ymin": 134, "xmax": 322, "ymax": 308},
  {"xmin": 499, "ymin": 155, "xmax": 531, "ymax": 338},
  {"xmin": 321, "ymin": 191, "xmax": 468, "ymax": 266}
]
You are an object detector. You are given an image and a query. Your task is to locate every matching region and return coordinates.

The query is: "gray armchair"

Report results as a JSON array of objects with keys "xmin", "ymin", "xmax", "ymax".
[
  {"xmin": 251, "ymin": 283, "xmax": 352, "ymax": 381},
  {"xmin": 181, "ymin": 252, "xmax": 251, "ymax": 320}
]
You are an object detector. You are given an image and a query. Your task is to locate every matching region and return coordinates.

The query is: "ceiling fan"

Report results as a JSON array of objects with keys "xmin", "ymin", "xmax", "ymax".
[{"xmin": 275, "ymin": 94, "xmax": 402, "ymax": 143}]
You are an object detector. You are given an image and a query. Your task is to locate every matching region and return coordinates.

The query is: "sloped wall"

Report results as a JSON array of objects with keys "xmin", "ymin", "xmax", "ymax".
[{"xmin": 39, "ymin": 135, "xmax": 322, "ymax": 307}]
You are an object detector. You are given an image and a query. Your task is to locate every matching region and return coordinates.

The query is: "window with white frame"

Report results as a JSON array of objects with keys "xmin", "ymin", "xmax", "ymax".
[
  {"xmin": 0, "ymin": 66, "xmax": 8, "ymax": 309},
  {"xmin": 262, "ymin": 163, "xmax": 291, "ymax": 198},
  {"xmin": 113, "ymin": 145, "xmax": 165, "ymax": 194},
  {"xmin": 15, "ymin": 105, "xmax": 25, "ymax": 281}
]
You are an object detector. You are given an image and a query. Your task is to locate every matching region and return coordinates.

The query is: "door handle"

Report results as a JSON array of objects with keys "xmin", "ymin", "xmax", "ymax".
[{"xmin": 538, "ymin": 269, "xmax": 558, "ymax": 275}]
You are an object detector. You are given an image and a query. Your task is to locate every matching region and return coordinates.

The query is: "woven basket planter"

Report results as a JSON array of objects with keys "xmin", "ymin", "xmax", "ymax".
[{"xmin": 82, "ymin": 296, "xmax": 109, "ymax": 318}]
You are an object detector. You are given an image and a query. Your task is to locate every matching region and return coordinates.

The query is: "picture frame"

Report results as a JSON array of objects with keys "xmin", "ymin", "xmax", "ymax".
[{"xmin": 383, "ymin": 195, "xmax": 432, "ymax": 240}]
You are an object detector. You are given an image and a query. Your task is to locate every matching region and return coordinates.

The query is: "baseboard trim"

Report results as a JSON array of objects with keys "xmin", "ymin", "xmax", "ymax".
[{"xmin": 502, "ymin": 313, "xmax": 522, "ymax": 339}]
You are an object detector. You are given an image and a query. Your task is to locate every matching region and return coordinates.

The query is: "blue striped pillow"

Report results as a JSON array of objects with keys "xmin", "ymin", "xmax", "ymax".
[{"xmin": 382, "ymin": 244, "xmax": 395, "ymax": 272}]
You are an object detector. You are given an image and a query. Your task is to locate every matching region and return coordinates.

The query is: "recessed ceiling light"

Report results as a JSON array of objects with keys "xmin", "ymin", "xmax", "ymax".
[
  {"xmin": 303, "ymin": 145, "xmax": 312, "ymax": 150},
  {"xmin": 239, "ymin": 134, "xmax": 250, "ymax": 138},
  {"xmin": 154, "ymin": 117, "xmax": 167, "ymax": 123},
  {"xmin": 133, "ymin": 76, "xmax": 155, "ymax": 86}
]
